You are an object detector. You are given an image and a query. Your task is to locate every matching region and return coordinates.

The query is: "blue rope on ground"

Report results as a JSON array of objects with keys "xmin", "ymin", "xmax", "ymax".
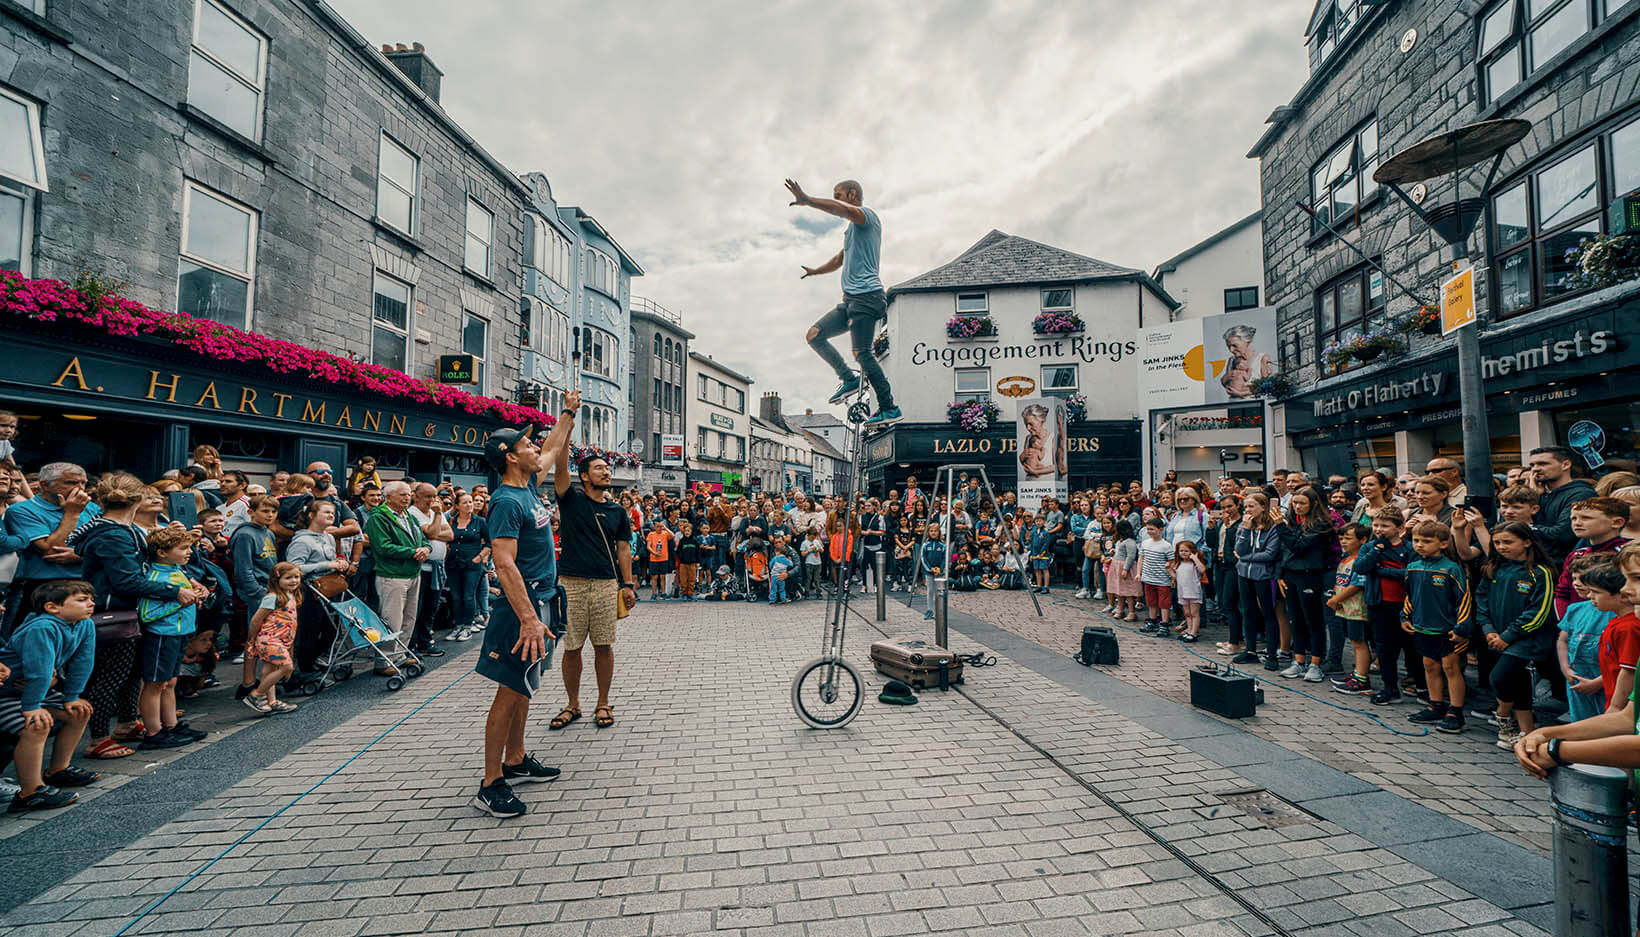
[{"xmin": 111, "ymin": 669, "xmax": 474, "ymax": 936}]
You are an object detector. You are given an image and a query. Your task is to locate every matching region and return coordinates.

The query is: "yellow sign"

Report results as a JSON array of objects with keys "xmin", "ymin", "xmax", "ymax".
[
  {"xmin": 995, "ymin": 375, "xmax": 1036, "ymax": 397},
  {"xmin": 1182, "ymin": 344, "xmax": 1228, "ymax": 382},
  {"xmin": 1441, "ymin": 266, "xmax": 1476, "ymax": 335}
]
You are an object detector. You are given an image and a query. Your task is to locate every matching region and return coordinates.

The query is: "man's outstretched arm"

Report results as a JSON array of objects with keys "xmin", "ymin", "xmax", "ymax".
[
  {"xmin": 786, "ymin": 179, "xmax": 866, "ymax": 225},
  {"xmin": 801, "ymin": 250, "xmax": 844, "ymax": 279},
  {"xmin": 539, "ymin": 389, "xmax": 581, "ymax": 488}
]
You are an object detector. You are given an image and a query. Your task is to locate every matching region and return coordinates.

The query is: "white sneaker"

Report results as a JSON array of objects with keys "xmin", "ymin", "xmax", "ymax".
[
  {"xmin": 1092, "ymin": 591, "xmax": 1105, "ymax": 600},
  {"xmin": 1304, "ymin": 664, "xmax": 1325, "ymax": 683},
  {"xmin": 452, "ymin": 627, "xmax": 473, "ymax": 642},
  {"xmin": 1074, "ymin": 589, "xmax": 1089, "ymax": 599},
  {"xmin": 1280, "ymin": 662, "xmax": 1305, "ymax": 679},
  {"xmin": 0, "ymin": 777, "xmax": 19, "ymax": 801}
]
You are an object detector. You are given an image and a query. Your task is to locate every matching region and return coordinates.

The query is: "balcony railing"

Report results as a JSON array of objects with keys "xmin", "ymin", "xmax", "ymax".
[{"xmin": 631, "ymin": 296, "xmax": 682, "ymax": 325}]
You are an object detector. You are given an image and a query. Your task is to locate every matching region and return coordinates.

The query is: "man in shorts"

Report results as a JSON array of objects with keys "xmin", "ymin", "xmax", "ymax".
[
  {"xmin": 548, "ymin": 447, "xmax": 637, "ymax": 733},
  {"xmin": 471, "ymin": 390, "xmax": 581, "ymax": 819}
]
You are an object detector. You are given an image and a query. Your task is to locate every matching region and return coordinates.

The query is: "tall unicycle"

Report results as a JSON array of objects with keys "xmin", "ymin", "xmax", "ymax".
[{"xmin": 791, "ymin": 380, "xmax": 871, "ymax": 729}]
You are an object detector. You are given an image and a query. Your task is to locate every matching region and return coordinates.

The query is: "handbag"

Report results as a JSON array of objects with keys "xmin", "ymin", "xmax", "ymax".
[
  {"xmin": 312, "ymin": 572, "xmax": 349, "ymax": 599},
  {"xmin": 1083, "ymin": 536, "xmax": 1101, "ymax": 560},
  {"xmin": 593, "ymin": 508, "xmax": 631, "ymax": 620},
  {"xmin": 93, "ymin": 610, "xmax": 141, "ymax": 641}
]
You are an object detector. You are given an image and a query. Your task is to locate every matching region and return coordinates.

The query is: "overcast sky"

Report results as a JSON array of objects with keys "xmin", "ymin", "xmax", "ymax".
[{"xmin": 333, "ymin": 0, "xmax": 1315, "ymax": 417}]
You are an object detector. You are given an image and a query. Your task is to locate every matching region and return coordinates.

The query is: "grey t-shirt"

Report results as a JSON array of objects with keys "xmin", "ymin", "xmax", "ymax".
[{"xmin": 841, "ymin": 207, "xmax": 883, "ymax": 295}]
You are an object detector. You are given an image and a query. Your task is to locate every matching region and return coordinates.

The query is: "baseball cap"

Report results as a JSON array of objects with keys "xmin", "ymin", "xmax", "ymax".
[{"xmin": 485, "ymin": 424, "xmax": 536, "ymax": 471}]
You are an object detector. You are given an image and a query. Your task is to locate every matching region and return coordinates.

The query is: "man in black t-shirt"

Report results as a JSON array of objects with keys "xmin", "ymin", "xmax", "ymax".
[{"xmin": 550, "ymin": 451, "xmax": 636, "ymax": 732}]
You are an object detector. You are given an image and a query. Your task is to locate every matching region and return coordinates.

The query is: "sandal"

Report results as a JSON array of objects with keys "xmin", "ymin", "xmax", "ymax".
[
  {"xmin": 111, "ymin": 723, "xmax": 145, "ymax": 743},
  {"xmin": 548, "ymin": 707, "xmax": 581, "ymax": 730},
  {"xmin": 85, "ymin": 738, "xmax": 136, "ymax": 759},
  {"xmin": 594, "ymin": 705, "xmax": 614, "ymax": 728}
]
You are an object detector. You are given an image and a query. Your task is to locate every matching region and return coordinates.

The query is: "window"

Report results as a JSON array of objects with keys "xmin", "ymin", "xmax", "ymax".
[
  {"xmin": 178, "ymin": 182, "xmax": 257, "ymax": 327},
  {"xmin": 732, "ymin": 388, "xmax": 745, "ymax": 413},
  {"xmin": 1488, "ymin": 118, "xmax": 1636, "ymax": 318},
  {"xmin": 535, "ymin": 304, "xmax": 570, "ymax": 362},
  {"xmin": 955, "ymin": 291, "xmax": 988, "ymax": 316},
  {"xmin": 462, "ymin": 312, "xmax": 488, "ymax": 392},
  {"xmin": 954, "ymin": 368, "xmax": 990, "ymax": 402},
  {"xmin": 188, "ymin": 0, "xmax": 267, "ymax": 141},
  {"xmin": 1280, "ymin": 333, "xmax": 1305, "ymax": 371},
  {"xmin": 1314, "ymin": 264, "xmax": 1386, "ymax": 359},
  {"xmin": 1040, "ymin": 287, "xmax": 1073, "ymax": 311},
  {"xmin": 1224, "ymin": 287, "xmax": 1259, "ymax": 311},
  {"xmin": 697, "ymin": 374, "xmax": 708, "ymax": 398},
  {"xmin": 697, "ymin": 427, "xmax": 707, "ymax": 455},
  {"xmin": 1311, "ymin": 120, "xmax": 1379, "ymax": 232},
  {"xmin": 529, "ymin": 215, "xmax": 572, "ymax": 286},
  {"xmin": 653, "ymin": 333, "xmax": 662, "ymax": 357},
  {"xmin": 376, "ymin": 133, "xmax": 418, "ymax": 234},
  {"xmin": 371, "ymin": 272, "xmax": 411, "ymax": 373},
  {"xmin": 1040, "ymin": 364, "xmax": 1079, "ymax": 396},
  {"xmin": 586, "ymin": 248, "xmax": 618, "ymax": 297},
  {"xmin": 464, "ymin": 198, "xmax": 493, "ymax": 279},
  {"xmin": 580, "ymin": 327, "xmax": 617, "ymax": 380},
  {"xmin": 1309, "ymin": 0, "xmax": 1361, "ymax": 69},
  {"xmin": 1478, "ymin": 0, "xmax": 1597, "ymax": 104},
  {"xmin": 0, "ymin": 182, "xmax": 34, "ymax": 275},
  {"xmin": 0, "ymin": 87, "xmax": 47, "ymax": 193},
  {"xmin": 579, "ymin": 403, "xmax": 616, "ymax": 449}
]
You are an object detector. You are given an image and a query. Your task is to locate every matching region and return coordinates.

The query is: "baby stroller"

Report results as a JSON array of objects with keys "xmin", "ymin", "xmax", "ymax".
[
  {"xmin": 742, "ymin": 543, "xmax": 771, "ymax": 602},
  {"xmin": 300, "ymin": 584, "xmax": 425, "ymax": 693}
]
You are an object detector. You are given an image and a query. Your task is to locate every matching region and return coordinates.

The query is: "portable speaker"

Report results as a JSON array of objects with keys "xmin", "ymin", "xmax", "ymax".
[
  {"xmin": 1189, "ymin": 665, "xmax": 1258, "ymax": 719},
  {"xmin": 1077, "ymin": 626, "xmax": 1119, "ymax": 666}
]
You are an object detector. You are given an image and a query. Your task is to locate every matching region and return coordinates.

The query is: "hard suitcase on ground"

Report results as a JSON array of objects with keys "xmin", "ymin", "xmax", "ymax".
[
  {"xmin": 1077, "ymin": 626, "xmax": 1119, "ymax": 666},
  {"xmin": 869, "ymin": 639, "xmax": 964, "ymax": 690},
  {"xmin": 1189, "ymin": 664, "xmax": 1258, "ymax": 718}
]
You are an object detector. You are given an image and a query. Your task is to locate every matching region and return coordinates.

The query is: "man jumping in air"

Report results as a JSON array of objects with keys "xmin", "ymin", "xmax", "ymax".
[{"xmin": 787, "ymin": 178, "xmax": 900, "ymax": 426}]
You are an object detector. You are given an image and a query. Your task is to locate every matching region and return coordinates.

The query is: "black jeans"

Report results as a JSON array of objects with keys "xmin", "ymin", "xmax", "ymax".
[
  {"xmin": 294, "ymin": 593, "xmax": 334, "ymax": 674},
  {"xmin": 447, "ymin": 561, "xmax": 487, "ymax": 629},
  {"xmin": 1238, "ymin": 576, "xmax": 1276, "ymax": 656},
  {"xmin": 1369, "ymin": 603, "xmax": 1426, "ymax": 693},
  {"xmin": 1282, "ymin": 571, "xmax": 1327, "ymax": 660},
  {"xmin": 809, "ymin": 291, "xmax": 894, "ymax": 409},
  {"xmin": 412, "ymin": 567, "xmax": 441, "ymax": 648},
  {"xmin": 1215, "ymin": 566, "xmax": 1245, "ymax": 646}
]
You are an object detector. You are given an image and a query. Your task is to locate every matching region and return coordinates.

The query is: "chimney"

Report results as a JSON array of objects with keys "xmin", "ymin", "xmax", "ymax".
[
  {"xmin": 383, "ymin": 41, "xmax": 443, "ymax": 103},
  {"xmin": 759, "ymin": 391, "xmax": 782, "ymax": 423}
]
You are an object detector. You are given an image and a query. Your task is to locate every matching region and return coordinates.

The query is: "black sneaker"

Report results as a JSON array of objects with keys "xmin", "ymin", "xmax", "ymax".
[
  {"xmin": 1437, "ymin": 713, "xmax": 1465, "ymax": 734},
  {"xmin": 502, "ymin": 753, "xmax": 562, "ymax": 784},
  {"xmin": 1369, "ymin": 688, "xmax": 1401, "ymax": 706},
  {"xmin": 170, "ymin": 722, "xmax": 208, "ymax": 742},
  {"xmin": 418, "ymin": 645, "xmax": 447, "ymax": 659},
  {"xmin": 234, "ymin": 681, "xmax": 255, "ymax": 701},
  {"xmin": 1231, "ymin": 651, "xmax": 1260, "ymax": 665},
  {"xmin": 1262, "ymin": 658, "xmax": 1281, "ymax": 672},
  {"xmin": 44, "ymin": 766, "xmax": 101, "ymax": 788},
  {"xmin": 9, "ymin": 785, "xmax": 77, "ymax": 811},
  {"xmin": 473, "ymin": 779, "xmax": 526, "ymax": 818},
  {"xmin": 1408, "ymin": 705, "xmax": 1447, "ymax": 724},
  {"xmin": 1139, "ymin": 621, "xmax": 1162, "ymax": 635},
  {"xmin": 139, "ymin": 728, "xmax": 191, "ymax": 750}
]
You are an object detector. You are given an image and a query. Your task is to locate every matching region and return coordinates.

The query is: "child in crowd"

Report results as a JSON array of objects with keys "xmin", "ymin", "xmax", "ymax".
[
  {"xmin": 1027, "ymin": 514, "xmax": 1053, "ymax": 594},
  {"xmin": 0, "ymin": 580, "xmax": 100, "ymax": 810},
  {"xmin": 646, "ymin": 521, "xmax": 674, "ymax": 599},
  {"xmin": 245, "ymin": 562, "xmax": 302, "ymax": 715},
  {"xmin": 1138, "ymin": 517, "xmax": 1174, "ymax": 635},
  {"xmin": 768, "ymin": 538, "xmax": 793, "ymax": 605},
  {"xmin": 709, "ymin": 565, "xmax": 736, "ymax": 601},
  {"xmin": 1553, "ymin": 497, "xmax": 1631, "ymax": 615},
  {"xmin": 1357, "ymin": 506, "xmax": 1418, "ymax": 705},
  {"xmin": 998, "ymin": 541, "xmax": 1027, "ymax": 590},
  {"xmin": 1109, "ymin": 520, "xmax": 1141, "ymax": 621},
  {"xmin": 1170, "ymin": 541, "xmax": 1206, "ymax": 642},
  {"xmin": 135, "ymin": 527, "xmax": 208, "ymax": 750},
  {"xmin": 1327, "ymin": 523, "xmax": 1374, "ymax": 695},
  {"xmin": 675, "ymin": 520, "xmax": 701, "ymax": 601},
  {"xmin": 919, "ymin": 523, "xmax": 945, "ymax": 618},
  {"xmin": 1496, "ymin": 484, "xmax": 1541, "ymax": 525},
  {"xmin": 1476, "ymin": 522, "xmax": 1555, "ymax": 749},
  {"xmin": 892, "ymin": 526, "xmax": 915, "ymax": 592},
  {"xmin": 230, "ymin": 494, "xmax": 279, "ymax": 696},
  {"xmin": 181, "ymin": 509, "xmax": 232, "ymax": 696},
  {"xmin": 1597, "ymin": 542, "xmax": 1640, "ymax": 714},
  {"xmin": 1559, "ymin": 556, "xmax": 1624, "ymax": 720},
  {"xmin": 803, "ymin": 529, "xmax": 825, "ymax": 597},
  {"xmin": 979, "ymin": 549, "xmax": 1002, "ymax": 590},
  {"xmin": 1401, "ymin": 521, "xmax": 1472, "ymax": 733}
]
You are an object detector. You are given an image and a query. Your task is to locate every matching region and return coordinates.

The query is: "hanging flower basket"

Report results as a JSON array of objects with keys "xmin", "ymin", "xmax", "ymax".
[
  {"xmin": 946, "ymin": 314, "xmax": 997, "ymax": 340},
  {"xmin": 1567, "ymin": 233, "xmax": 1640, "ymax": 290},
  {"xmin": 1394, "ymin": 305, "xmax": 1442, "ymax": 336},
  {"xmin": 1248, "ymin": 374, "xmax": 1292, "ymax": 398},
  {"xmin": 1031, "ymin": 310, "xmax": 1083, "ymax": 335},
  {"xmin": 569, "ymin": 445, "xmax": 640, "ymax": 469},
  {"xmin": 946, "ymin": 398, "xmax": 1000, "ymax": 432},
  {"xmin": 1323, "ymin": 340, "xmax": 1357, "ymax": 369},
  {"xmin": 1063, "ymin": 393, "xmax": 1088, "ymax": 422},
  {"xmin": 873, "ymin": 330, "xmax": 889, "ymax": 358},
  {"xmin": 1351, "ymin": 329, "xmax": 1402, "ymax": 362}
]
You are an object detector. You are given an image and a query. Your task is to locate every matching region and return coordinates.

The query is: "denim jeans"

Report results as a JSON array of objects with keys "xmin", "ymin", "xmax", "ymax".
[{"xmin": 447, "ymin": 561, "xmax": 487, "ymax": 629}]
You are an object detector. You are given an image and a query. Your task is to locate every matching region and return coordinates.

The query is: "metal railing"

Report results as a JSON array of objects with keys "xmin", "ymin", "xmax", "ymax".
[{"xmin": 631, "ymin": 296, "xmax": 683, "ymax": 325}]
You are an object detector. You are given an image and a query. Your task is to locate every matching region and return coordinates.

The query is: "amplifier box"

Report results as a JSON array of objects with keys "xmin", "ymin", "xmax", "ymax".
[
  {"xmin": 1189, "ymin": 665, "xmax": 1258, "ymax": 719},
  {"xmin": 1078, "ymin": 626, "xmax": 1120, "ymax": 666}
]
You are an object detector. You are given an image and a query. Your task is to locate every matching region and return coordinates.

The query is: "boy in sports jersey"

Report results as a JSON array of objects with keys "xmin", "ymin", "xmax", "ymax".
[{"xmin": 471, "ymin": 390, "xmax": 580, "ymax": 819}]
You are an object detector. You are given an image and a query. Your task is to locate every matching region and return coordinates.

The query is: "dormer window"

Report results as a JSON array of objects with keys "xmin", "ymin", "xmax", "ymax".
[{"xmin": 1309, "ymin": 0, "xmax": 1361, "ymax": 69}]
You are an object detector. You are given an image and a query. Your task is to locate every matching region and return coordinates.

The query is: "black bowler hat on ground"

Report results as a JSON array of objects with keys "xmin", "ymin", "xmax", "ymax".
[
  {"xmin": 879, "ymin": 679, "xmax": 918, "ymax": 706},
  {"xmin": 484, "ymin": 424, "xmax": 536, "ymax": 471}
]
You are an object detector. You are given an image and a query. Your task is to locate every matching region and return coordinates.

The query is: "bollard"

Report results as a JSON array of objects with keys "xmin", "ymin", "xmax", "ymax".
[
  {"xmin": 875, "ymin": 551, "xmax": 887, "ymax": 622},
  {"xmin": 933, "ymin": 577, "xmax": 949, "ymax": 649},
  {"xmin": 1551, "ymin": 763, "xmax": 1630, "ymax": 937}
]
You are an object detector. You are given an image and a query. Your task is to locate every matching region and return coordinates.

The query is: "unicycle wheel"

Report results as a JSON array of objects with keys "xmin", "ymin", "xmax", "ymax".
[
  {"xmin": 847, "ymin": 402, "xmax": 871, "ymax": 425},
  {"xmin": 791, "ymin": 656, "xmax": 863, "ymax": 729}
]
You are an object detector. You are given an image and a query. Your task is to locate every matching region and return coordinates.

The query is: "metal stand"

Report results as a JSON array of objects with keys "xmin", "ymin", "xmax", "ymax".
[
  {"xmin": 874, "ymin": 551, "xmax": 887, "ymax": 622},
  {"xmin": 907, "ymin": 464, "xmax": 1043, "ymax": 634},
  {"xmin": 1550, "ymin": 764, "xmax": 1631, "ymax": 936},
  {"xmin": 933, "ymin": 577, "xmax": 949, "ymax": 648}
]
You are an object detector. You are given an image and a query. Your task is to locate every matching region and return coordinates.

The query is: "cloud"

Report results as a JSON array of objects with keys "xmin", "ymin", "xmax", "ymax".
[{"xmin": 331, "ymin": 0, "xmax": 1312, "ymax": 415}]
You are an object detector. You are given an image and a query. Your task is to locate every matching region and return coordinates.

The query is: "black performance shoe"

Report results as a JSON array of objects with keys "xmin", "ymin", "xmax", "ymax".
[
  {"xmin": 502, "ymin": 753, "xmax": 562, "ymax": 784},
  {"xmin": 473, "ymin": 779, "xmax": 526, "ymax": 818},
  {"xmin": 169, "ymin": 722, "xmax": 208, "ymax": 742},
  {"xmin": 1407, "ymin": 705, "xmax": 1447, "ymax": 725},
  {"xmin": 1437, "ymin": 713, "xmax": 1466, "ymax": 734},
  {"xmin": 9, "ymin": 785, "xmax": 76, "ymax": 812},
  {"xmin": 234, "ymin": 682, "xmax": 255, "ymax": 701},
  {"xmin": 44, "ymin": 766, "xmax": 101, "ymax": 788},
  {"xmin": 139, "ymin": 728, "xmax": 191, "ymax": 750},
  {"xmin": 1230, "ymin": 651, "xmax": 1260, "ymax": 665},
  {"xmin": 1369, "ymin": 688, "xmax": 1401, "ymax": 706}
]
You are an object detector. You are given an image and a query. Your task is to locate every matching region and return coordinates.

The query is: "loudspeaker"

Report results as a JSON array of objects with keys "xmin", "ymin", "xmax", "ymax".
[
  {"xmin": 1189, "ymin": 665, "xmax": 1258, "ymax": 718},
  {"xmin": 1076, "ymin": 626, "xmax": 1119, "ymax": 666}
]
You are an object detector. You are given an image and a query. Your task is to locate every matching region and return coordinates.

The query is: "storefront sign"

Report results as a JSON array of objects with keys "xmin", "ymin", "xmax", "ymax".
[
  {"xmin": 2, "ymin": 338, "xmax": 501, "ymax": 452},
  {"xmin": 436, "ymin": 354, "xmax": 475, "ymax": 384},
  {"xmin": 995, "ymin": 375, "xmax": 1035, "ymax": 397},
  {"xmin": 660, "ymin": 433, "xmax": 684, "ymax": 466},
  {"xmin": 709, "ymin": 412, "xmax": 734, "ymax": 429},
  {"xmin": 910, "ymin": 336, "xmax": 1137, "ymax": 369},
  {"xmin": 865, "ymin": 421, "xmax": 1140, "ymax": 477},
  {"xmin": 1440, "ymin": 267, "xmax": 1476, "ymax": 335}
]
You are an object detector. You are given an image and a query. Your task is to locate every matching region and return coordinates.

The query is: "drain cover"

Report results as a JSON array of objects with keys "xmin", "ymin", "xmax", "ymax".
[{"xmin": 1216, "ymin": 789, "xmax": 1316, "ymax": 828}]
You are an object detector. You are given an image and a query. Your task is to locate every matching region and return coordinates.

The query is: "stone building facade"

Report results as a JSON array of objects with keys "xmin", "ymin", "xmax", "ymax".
[
  {"xmin": 629, "ymin": 296, "xmax": 692, "ymax": 478},
  {"xmin": 1252, "ymin": 0, "xmax": 1640, "ymax": 478}
]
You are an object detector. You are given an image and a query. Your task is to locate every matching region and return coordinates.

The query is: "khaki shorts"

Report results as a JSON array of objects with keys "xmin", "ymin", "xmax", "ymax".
[{"xmin": 560, "ymin": 576, "xmax": 619, "ymax": 651}]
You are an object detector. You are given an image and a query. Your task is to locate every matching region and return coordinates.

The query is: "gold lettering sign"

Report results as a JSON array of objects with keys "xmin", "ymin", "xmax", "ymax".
[
  {"xmin": 301, "ymin": 400, "xmax": 327, "ymax": 423},
  {"xmin": 195, "ymin": 382, "xmax": 221, "ymax": 409},
  {"xmin": 146, "ymin": 371, "xmax": 181, "ymax": 402},
  {"xmin": 363, "ymin": 411, "xmax": 380, "ymax": 432},
  {"xmin": 52, "ymin": 358, "xmax": 90, "ymax": 391},
  {"xmin": 931, "ymin": 436, "xmax": 1100, "ymax": 455},
  {"xmin": 238, "ymin": 387, "xmax": 260, "ymax": 414}
]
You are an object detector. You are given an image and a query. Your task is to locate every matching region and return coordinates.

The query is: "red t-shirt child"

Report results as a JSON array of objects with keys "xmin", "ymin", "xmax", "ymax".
[{"xmin": 1597, "ymin": 611, "xmax": 1640, "ymax": 703}]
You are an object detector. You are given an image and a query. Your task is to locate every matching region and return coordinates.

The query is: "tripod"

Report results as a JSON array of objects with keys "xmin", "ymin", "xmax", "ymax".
[{"xmin": 912, "ymin": 465, "xmax": 1043, "ymax": 635}]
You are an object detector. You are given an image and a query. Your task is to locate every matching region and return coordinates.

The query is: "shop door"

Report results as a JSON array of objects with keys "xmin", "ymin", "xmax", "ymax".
[{"xmin": 297, "ymin": 441, "xmax": 347, "ymax": 476}]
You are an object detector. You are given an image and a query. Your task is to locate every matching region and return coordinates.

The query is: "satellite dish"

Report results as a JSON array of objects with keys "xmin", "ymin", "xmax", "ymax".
[{"xmin": 1566, "ymin": 420, "xmax": 1606, "ymax": 470}]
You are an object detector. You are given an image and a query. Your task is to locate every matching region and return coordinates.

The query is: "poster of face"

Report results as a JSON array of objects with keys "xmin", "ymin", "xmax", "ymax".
[
  {"xmin": 1016, "ymin": 396, "xmax": 1068, "ymax": 511},
  {"xmin": 1202, "ymin": 308, "xmax": 1279, "ymax": 404}
]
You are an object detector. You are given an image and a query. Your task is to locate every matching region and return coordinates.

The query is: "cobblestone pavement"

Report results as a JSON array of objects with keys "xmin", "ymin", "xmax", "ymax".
[
  {"xmin": 0, "ymin": 594, "xmax": 1551, "ymax": 937},
  {"xmin": 944, "ymin": 588, "xmax": 1557, "ymax": 855}
]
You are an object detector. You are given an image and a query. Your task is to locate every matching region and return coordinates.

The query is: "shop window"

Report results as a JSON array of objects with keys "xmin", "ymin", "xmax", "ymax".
[
  {"xmin": 955, "ymin": 291, "xmax": 988, "ymax": 316},
  {"xmin": 1224, "ymin": 286, "xmax": 1259, "ymax": 312},
  {"xmin": 371, "ymin": 271, "xmax": 411, "ymax": 373},
  {"xmin": 1310, "ymin": 119, "xmax": 1379, "ymax": 233},
  {"xmin": 1478, "ymin": 0, "xmax": 1598, "ymax": 104},
  {"xmin": 464, "ymin": 198, "xmax": 493, "ymax": 280},
  {"xmin": 188, "ymin": 0, "xmax": 267, "ymax": 141},
  {"xmin": 1313, "ymin": 263, "xmax": 1385, "ymax": 362},
  {"xmin": 376, "ymin": 133, "xmax": 418, "ymax": 235},
  {"xmin": 1040, "ymin": 287, "xmax": 1073, "ymax": 311},
  {"xmin": 0, "ymin": 86, "xmax": 47, "ymax": 193},
  {"xmin": 580, "ymin": 327, "xmax": 617, "ymax": 380},
  {"xmin": 462, "ymin": 312, "xmax": 488, "ymax": 392},
  {"xmin": 178, "ymin": 181, "xmax": 257, "ymax": 328},
  {"xmin": 954, "ymin": 367, "xmax": 990, "ymax": 402},
  {"xmin": 1040, "ymin": 364, "xmax": 1079, "ymax": 396}
]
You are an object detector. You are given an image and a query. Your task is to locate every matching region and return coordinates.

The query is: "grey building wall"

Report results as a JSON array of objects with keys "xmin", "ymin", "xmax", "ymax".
[
  {"xmin": 1253, "ymin": 0, "xmax": 1640, "ymax": 392},
  {"xmin": 629, "ymin": 305, "xmax": 691, "ymax": 464},
  {"xmin": 0, "ymin": 0, "xmax": 528, "ymax": 392}
]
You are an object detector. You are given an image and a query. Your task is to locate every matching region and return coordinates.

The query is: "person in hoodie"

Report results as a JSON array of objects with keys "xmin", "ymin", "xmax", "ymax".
[
  {"xmin": 1477, "ymin": 522, "xmax": 1556, "ymax": 750},
  {"xmin": 1529, "ymin": 446, "xmax": 1598, "ymax": 567},
  {"xmin": 70, "ymin": 473, "xmax": 199, "ymax": 760},
  {"xmin": 1355, "ymin": 505, "xmax": 1421, "ymax": 705},
  {"xmin": 1234, "ymin": 491, "xmax": 1284, "ymax": 670},
  {"xmin": 228, "ymin": 495, "xmax": 279, "ymax": 697},
  {"xmin": 284, "ymin": 499, "xmax": 350, "ymax": 679}
]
